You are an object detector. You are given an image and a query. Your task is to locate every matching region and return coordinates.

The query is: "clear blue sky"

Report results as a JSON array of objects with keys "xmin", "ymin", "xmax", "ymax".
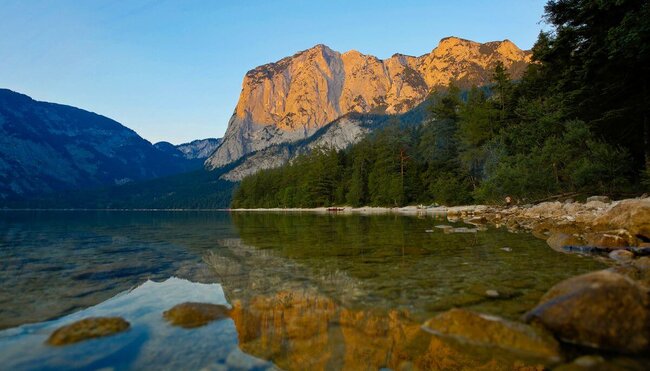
[{"xmin": 0, "ymin": 0, "xmax": 548, "ymax": 144}]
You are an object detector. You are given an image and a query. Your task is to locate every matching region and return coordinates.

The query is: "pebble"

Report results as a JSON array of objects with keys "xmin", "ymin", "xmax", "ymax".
[{"xmin": 485, "ymin": 290, "xmax": 500, "ymax": 298}]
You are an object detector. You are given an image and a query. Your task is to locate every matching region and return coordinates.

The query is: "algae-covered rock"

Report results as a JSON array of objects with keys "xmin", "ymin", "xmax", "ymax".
[
  {"xmin": 163, "ymin": 302, "xmax": 230, "ymax": 328},
  {"xmin": 524, "ymin": 270, "xmax": 650, "ymax": 353},
  {"xmin": 422, "ymin": 308, "xmax": 561, "ymax": 362},
  {"xmin": 47, "ymin": 317, "xmax": 130, "ymax": 346}
]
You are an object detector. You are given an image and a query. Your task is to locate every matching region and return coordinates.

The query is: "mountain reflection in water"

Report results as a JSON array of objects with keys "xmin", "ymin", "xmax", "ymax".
[{"xmin": 0, "ymin": 211, "xmax": 610, "ymax": 370}]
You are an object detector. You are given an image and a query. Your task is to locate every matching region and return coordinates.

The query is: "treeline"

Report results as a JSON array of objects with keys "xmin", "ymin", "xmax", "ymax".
[
  {"xmin": 232, "ymin": 0, "xmax": 649, "ymax": 208},
  {"xmin": 5, "ymin": 170, "xmax": 236, "ymax": 209}
]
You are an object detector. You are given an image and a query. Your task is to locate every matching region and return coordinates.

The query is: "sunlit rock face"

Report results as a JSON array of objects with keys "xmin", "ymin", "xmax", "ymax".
[{"xmin": 206, "ymin": 37, "xmax": 531, "ymax": 169}]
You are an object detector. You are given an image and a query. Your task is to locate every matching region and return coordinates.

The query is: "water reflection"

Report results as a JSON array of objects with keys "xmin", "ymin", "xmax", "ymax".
[
  {"xmin": 0, "ymin": 211, "xmax": 610, "ymax": 370},
  {"xmin": 0, "ymin": 211, "xmax": 237, "ymax": 329},
  {"xmin": 227, "ymin": 212, "xmax": 605, "ymax": 320},
  {"xmin": 206, "ymin": 213, "xmax": 607, "ymax": 370}
]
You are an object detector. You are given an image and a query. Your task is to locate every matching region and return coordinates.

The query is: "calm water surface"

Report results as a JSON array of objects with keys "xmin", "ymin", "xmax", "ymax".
[{"xmin": 0, "ymin": 211, "xmax": 609, "ymax": 370}]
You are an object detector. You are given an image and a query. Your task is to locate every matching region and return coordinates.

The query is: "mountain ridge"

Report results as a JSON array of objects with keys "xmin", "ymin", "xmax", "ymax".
[
  {"xmin": 0, "ymin": 88, "xmax": 202, "ymax": 199},
  {"xmin": 205, "ymin": 37, "xmax": 531, "ymax": 170}
]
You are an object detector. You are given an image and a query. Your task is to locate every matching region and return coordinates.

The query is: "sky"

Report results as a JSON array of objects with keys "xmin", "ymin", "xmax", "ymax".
[{"xmin": 0, "ymin": 0, "xmax": 549, "ymax": 144}]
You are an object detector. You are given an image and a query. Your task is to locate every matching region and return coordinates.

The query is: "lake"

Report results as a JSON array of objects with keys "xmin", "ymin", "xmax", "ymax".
[{"xmin": 0, "ymin": 210, "xmax": 608, "ymax": 370}]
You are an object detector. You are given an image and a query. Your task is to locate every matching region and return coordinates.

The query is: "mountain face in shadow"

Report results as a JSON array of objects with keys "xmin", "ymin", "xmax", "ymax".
[{"xmin": 0, "ymin": 89, "xmax": 202, "ymax": 199}]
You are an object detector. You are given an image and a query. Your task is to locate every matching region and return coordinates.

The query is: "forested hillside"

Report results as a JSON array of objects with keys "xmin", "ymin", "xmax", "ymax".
[{"xmin": 232, "ymin": 0, "xmax": 649, "ymax": 208}]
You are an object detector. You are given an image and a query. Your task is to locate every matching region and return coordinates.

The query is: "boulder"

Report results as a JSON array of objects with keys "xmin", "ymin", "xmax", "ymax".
[
  {"xmin": 546, "ymin": 233, "xmax": 586, "ymax": 252},
  {"xmin": 423, "ymin": 308, "xmax": 561, "ymax": 362},
  {"xmin": 524, "ymin": 270, "xmax": 650, "ymax": 353},
  {"xmin": 586, "ymin": 196, "xmax": 611, "ymax": 204},
  {"xmin": 47, "ymin": 317, "xmax": 130, "ymax": 346},
  {"xmin": 584, "ymin": 231, "xmax": 635, "ymax": 250},
  {"xmin": 163, "ymin": 302, "xmax": 230, "ymax": 328},
  {"xmin": 608, "ymin": 250, "xmax": 634, "ymax": 262},
  {"xmin": 608, "ymin": 265, "xmax": 650, "ymax": 289},
  {"xmin": 592, "ymin": 198, "xmax": 650, "ymax": 241}
]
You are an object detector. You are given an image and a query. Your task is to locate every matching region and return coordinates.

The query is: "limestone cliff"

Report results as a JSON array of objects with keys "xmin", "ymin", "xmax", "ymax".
[{"xmin": 206, "ymin": 37, "xmax": 531, "ymax": 169}]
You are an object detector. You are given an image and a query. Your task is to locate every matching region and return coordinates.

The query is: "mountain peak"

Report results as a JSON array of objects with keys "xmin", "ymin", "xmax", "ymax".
[{"xmin": 206, "ymin": 37, "xmax": 532, "ymax": 170}]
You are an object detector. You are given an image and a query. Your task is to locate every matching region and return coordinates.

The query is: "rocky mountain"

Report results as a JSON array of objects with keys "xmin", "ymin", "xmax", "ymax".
[
  {"xmin": 176, "ymin": 138, "xmax": 221, "ymax": 159},
  {"xmin": 0, "ymin": 89, "xmax": 201, "ymax": 199},
  {"xmin": 219, "ymin": 96, "xmax": 433, "ymax": 181},
  {"xmin": 206, "ymin": 37, "xmax": 531, "ymax": 170},
  {"xmin": 154, "ymin": 138, "xmax": 220, "ymax": 160}
]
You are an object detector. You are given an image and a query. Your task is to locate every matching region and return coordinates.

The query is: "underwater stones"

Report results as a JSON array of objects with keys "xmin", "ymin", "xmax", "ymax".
[
  {"xmin": 422, "ymin": 308, "xmax": 561, "ymax": 362},
  {"xmin": 163, "ymin": 302, "xmax": 230, "ymax": 328},
  {"xmin": 524, "ymin": 270, "xmax": 650, "ymax": 354},
  {"xmin": 47, "ymin": 317, "xmax": 130, "ymax": 346}
]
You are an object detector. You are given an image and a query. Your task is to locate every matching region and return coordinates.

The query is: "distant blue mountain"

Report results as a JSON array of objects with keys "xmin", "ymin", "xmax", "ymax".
[
  {"xmin": 154, "ymin": 138, "xmax": 221, "ymax": 160},
  {"xmin": 0, "ymin": 89, "xmax": 203, "ymax": 199}
]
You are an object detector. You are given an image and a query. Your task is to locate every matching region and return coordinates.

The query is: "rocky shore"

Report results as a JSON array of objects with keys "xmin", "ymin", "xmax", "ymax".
[
  {"xmin": 231, "ymin": 196, "xmax": 650, "ymax": 364},
  {"xmin": 233, "ymin": 196, "xmax": 650, "ymax": 256}
]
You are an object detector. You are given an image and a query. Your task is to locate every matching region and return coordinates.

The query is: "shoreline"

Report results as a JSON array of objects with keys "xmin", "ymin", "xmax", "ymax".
[{"xmin": 233, "ymin": 196, "xmax": 650, "ymax": 253}]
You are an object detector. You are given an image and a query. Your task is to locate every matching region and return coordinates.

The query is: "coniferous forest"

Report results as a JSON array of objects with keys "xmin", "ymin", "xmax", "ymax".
[{"xmin": 232, "ymin": 0, "xmax": 650, "ymax": 208}]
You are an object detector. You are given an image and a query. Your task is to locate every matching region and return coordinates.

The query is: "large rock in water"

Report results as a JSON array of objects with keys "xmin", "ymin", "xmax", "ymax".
[
  {"xmin": 47, "ymin": 317, "xmax": 130, "ymax": 346},
  {"xmin": 422, "ymin": 308, "xmax": 561, "ymax": 362},
  {"xmin": 163, "ymin": 302, "xmax": 230, "ymax": 328},
  {"xmin": 524, "ymin": 270, "xmax": 650, "ymax": 353},
  {"xmin": 205, "ymin": 37, "xmax": 531, "ymax": 170}
]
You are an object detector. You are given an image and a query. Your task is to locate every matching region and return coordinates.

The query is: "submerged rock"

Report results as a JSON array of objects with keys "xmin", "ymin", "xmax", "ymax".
[
  {"xmin": 163, "ymin": 302, "xmax": 230, "ymax": 328},
  {"xmin": 524, "ymin": 270, "xmax": 650, "ymax": 354},
  {"xmin": 546, "ymin": 233, "xmax": 585, "ymax": 252},
  {"xmin": 422, "ymin": 308, "xmax": 561, "ymax": 362},
  {"xmin": 609, "ymin": 250, "xmax": 634, "ymax": 262},
  {"xmin": 47, "ymin": 317, "xmax": 130, "ymax": 346}
]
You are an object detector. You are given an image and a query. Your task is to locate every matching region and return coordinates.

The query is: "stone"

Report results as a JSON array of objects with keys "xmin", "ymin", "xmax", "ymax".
[
  {"xmin": 608, "ymin": 249, "xmax": 634, "ymax": 262},
  {"xmin": 553, "ymin": 355, "xmax": 605, "ymax": 370},
  {"xmin": 584, "ymin": 231, "xmax": 633, "ymax": 250},
  {"xmin": 562, "ymin": 245, "xmax": 601, "ymax": 254},
  {"xmin": 592, "ymin": 198, "xmax": 650, "ymax": 241},
  {"xmin": 633, "ymin": 256, "xmax": 650, "ymax": 271},
  {"xmin": 422, "ymin": 308, "xmax": 561, "ymax": 362},
  {"xmin": 630, "ymin": 246, "xmax": 650, "ymax": 256},
  {"xmin": 586, "ymin": 196, "xmax": 611, "ymax": 203},
  {"xmin": 583, "ymin": 200, "xmax": 608, "ymax": 210},
  {"xmin": 546, "ymin": 233, "xmax": 585, "ymax": 252},
  {"xmin": 607, "ymin": 265, "xmax": 650, "ymax": 289},
  {"xmin": 163, "ymin": 302, "xmax": 230, "ymax": 328},
  {"xmin": 524, "ymin": 270, "xmax": 650, "ymax": 353},
  {"xmin": 47, "ymin": 317, "xmax": 130, "ymax": 346},
  {"xmin": 485, "ymin": 290, "xmax": 500, "ymax": 298},
  {"xmin": 465, "ymin": 216, "xmax": 486, "ymax": 225}
]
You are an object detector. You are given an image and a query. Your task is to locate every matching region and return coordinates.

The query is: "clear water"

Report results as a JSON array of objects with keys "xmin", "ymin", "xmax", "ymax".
[{"xmin": 0, "ymin": 211, "xmax": 613, "ymax": 370}]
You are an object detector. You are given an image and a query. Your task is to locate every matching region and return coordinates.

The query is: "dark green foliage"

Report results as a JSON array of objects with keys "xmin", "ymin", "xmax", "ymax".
[{"xmin": 541, "ymin": 0, "xmax": 650, "ymax": 173}]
